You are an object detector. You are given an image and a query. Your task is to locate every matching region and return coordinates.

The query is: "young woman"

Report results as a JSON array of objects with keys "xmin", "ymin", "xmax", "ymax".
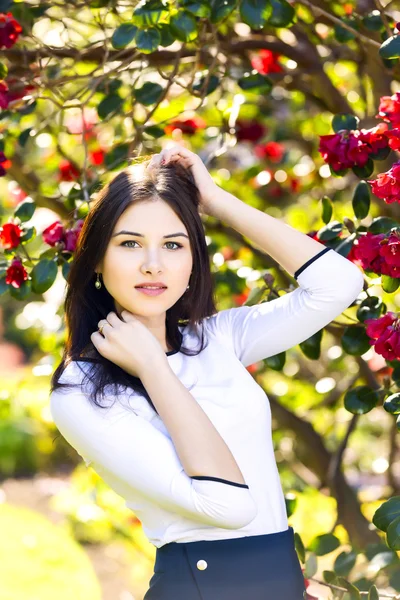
[{"xmin": 49, "ymin": 145, "xmax": 364, "ymax": 599}]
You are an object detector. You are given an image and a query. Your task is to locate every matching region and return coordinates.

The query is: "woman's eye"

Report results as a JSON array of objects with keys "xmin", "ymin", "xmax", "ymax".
[{"xmin": 121, "ymin": 241, "xmax": 183, "ymax": 250}]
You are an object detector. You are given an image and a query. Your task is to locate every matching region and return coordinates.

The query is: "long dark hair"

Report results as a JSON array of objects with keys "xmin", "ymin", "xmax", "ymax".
[{"xmin": 50, "ymin": 158, "xmax": 218, "ymax": 414}]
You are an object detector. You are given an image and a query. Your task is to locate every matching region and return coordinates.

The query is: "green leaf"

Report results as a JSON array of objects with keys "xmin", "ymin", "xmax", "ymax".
[
  {"xmin": 244, "ymin": 285, "xmax": 265, "ymax": 305},
  {"xmin": 294, "ymin": 532, "xmax": 305, "ymax": 564},
  {"xmin": 381, "ymin": 275, "xmax": 400, "ymax": 293},
  {"xmin": 62, "ymin": 260, "xmax": 71, "ymax": 282},
  {"xmin": 0, "ymin": 272, "xmax": 8, "ymax": 296},
  {"xmin": 335, "ymin": 233, "xmax": 356, "ymax": 258},
  {"xmin": 239, "ymin": 0, "xmax": 272, "ymax": 30},
  {"xmin": 332, "ymin": 114, "xmax": 359, "ymax": 133},
  {"xmin": 180, "ymin": 0, "xmax": 211, "ymax": 18},
  {"xmin": 373, "ymin": 496, "xmax": 400, "ymax": 532},
  {"xmin": 285, "ymin": 494, "xmax": 297, "ymax": 518},
  {"xmin": 304, "ymin": 552, "xmax": 318, "ymax": 578},
  {"xmin": 266, "ymin": 0, "xmax": 295, "ymax": 27},
  {"xmin": 336, "ymin": 577, "xmax": 361, "ymax": 599},
  {"xmin": 18, "ymin": 128, "xmax": 33, "ymax": 147},
  {"xmin": 14, "ymin": 198, "xmax": 36, "ymax": 223},
  {"xmin": 9, "ymin": 278, "xmax": 31, "ymax": 301},
  {"xmin": 299, "ymin": 329, "xmax": 322, "ymax": 360},
  {"xmin": 132, "ymin": 0, "xmax": 169, "ymax": 27},
  {"xmin": 383, "ymin": 393, "xmax": 400, "ymax": 415},
  {"xmin": 157, "ymin": 23, "xmax": 176, "ymax": 46},
  {"xmin": 238, "ymin": 72, "xmax": 273, "ymax": 93},
  {"xmin": 104, "ymin": 143, "xmax": 130, "ymax": 170},
  {"xmin": 352, "ymin": 158, "xmax": 374, "ymax": 178},
  {"xmin": 363, "ymin": 13, "xmax": 384, "ymax": 32},
  {"xmin": 111, "ymin": 22, "xmax": 138, "ymax": 48},
  {"xmin": 97, "ymin": 93, "xmax": 124, "ymax": 120},
  {"xmin": 334, "ymin": 17, "xmax": 358, "ymax": 43},
  {"xmin": 136, "ymin": 27, "xmax": 162, "ymax": 53},
  {"xmin": 134, "ymin": 82, "xmax": 164, "ymax": 105},
  {"xmin": 344, "ymin": 386, "xmax": 379, "ymax": 415},
  {"xmin": 387, "ymin": 515, "xmax": 400, "ymax": 551},
  {"xmin": 170, "ymin": 10, "xmax": 198, "ymax": 41},
  {"xmin": 264, "ymin": 351, "xmax": 285, "ymax": 370},
  {"xmin": 143, "ymin": 125, "xmax": 165, "ymax": 138},
  {"xmin": 323, "ymin": 570, "xmax": 338, "ymax": 584},
  {"xmin": 392, "ymin": 362, "xmax": 400, "ymax": 386},
  {"xmin": 334, "ymin": 551, "xmax": 357, "ymax": 577},
  {"xmin": 210, "ymin": 0, "xmax": 237, "ymax": 22},
  {"xmin": 0, "ymin": 61, "xmax": 8, "ymax": 79},
  {"xmin": 369, "ymin": 216, "xmax": 400, "ymax": 234},
  {"xmin": 321, "ymin": 195, "xmax": 332, "ymax": 224},
  {"xmin": 31, "ymin": 259, "xmax": 58, "ymax": 294},
  {"xmin": 309, "ymin": 533, "xmax": 340, "ymax": 556},
  {"xmin": 368, "ymin": 585, "xmax": 379, "ymax": 600},
  {"xmin": 369, "ymin": 145, "xmax": 391, "ymax": 161},
  {"xmin": 318, "ymin": 220, "xmax": 343, "ymax": 241},
  {"xmin": 19, "ymin": 225, "xmax": 36, "ymax": 244},
  {"xmin": 379, "ymin": 35, "xmax": 400, "ymax": 59},
  {"xmin": 192, "ymin": 73, "xmax": 220, "ymax": 95},
  {"xmin": 356, "ymin": 296, "xmax": 383, "ymax": 323},
  {"xmin": 341, "ymin": 327, "xmax": 372, "ymax": 356},
  {"xmin": 352, "ymin": 181, "xmax": 370, "ymax": 220}
]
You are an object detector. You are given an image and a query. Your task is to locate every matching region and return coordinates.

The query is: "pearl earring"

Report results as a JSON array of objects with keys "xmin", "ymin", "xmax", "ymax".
[{"xmin": 95, "ymin": 273, "xmax": 102, "ymax": 289}]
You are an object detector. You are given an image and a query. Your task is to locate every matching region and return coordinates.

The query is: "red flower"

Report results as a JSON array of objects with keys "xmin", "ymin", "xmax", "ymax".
[
  {"xmin": 358, "ymin": 122, "xmax": 389, "ymax": 154},
  {"xmin": 42, "ymin": 221, "xmax": 64, "ymax": 246},
  {"xmin": 353, "ymin": 232, "xmax": 386, "ymax": 274},
  {"xmin": 42, "ymin": 219, "xmax": 84, "ymax": 253},
  {"xmin": 58, "ymin": 159, "xmax": 81, "ymax": 182},
  {"xmin": 385, "ymin": 128, "xmax": 400, "ymax": 151},
  {"xmin": 0, "ymin": 151, "xmax": 11, "ymax": 177},
  {"xmin": 89, "ymin": 148, "xmax": 105, "ymax": 165},
  {"xmin": 233, "ymin": 289, "xmax": 250, "ymax": 306},
  {"xmin": 255, "ymin": 141, "xmax": 285, "ymax": 162},
  {"xmin": 251, "ymin": 49, "xmax": 283, "ymax": 75},
  {"xmin": 365, "ymin": 312, "xmax": 400, "ymax": 361},
  {"xmin": 0, "ymin": 78, "xmax": 37, "ymax": 111},
  {"xmin": 376, "ymin": 92, "xmax": 400, "ymax": 127},
  {"xmin": 319, "ymin": 130, "xmax": 370, "ymax": 170},
  {"xmin": 0, "ymin": 221, "xmax": 23, "ymax": 249},
  {"xmin": 236, "ymin": 120, "xmax": 267, "ymax": 143},
  {"xmin": 368, "ymin": 160, "xmax": 400, "ymax": 204},
  {"xmin": 0, "ymin": 81, "xmax": 9, "ymax": 109},
  {"xmin": 379, "ymin": 231, "xmax": 400, "ymax": 278},
  {"xmin": 0, "ymin": 12, "xmax": 23, "ymax": 49},
  {"xmin": 5, "ymin": 257, "xmax": 28, "ymax": 288},
  {"xmin": 164, "ymin": 117, "xmax": 206, "ymax": 136},
  {"xmin": 64, "ymin": 221, "xmax": 84, "ymax": 252}
]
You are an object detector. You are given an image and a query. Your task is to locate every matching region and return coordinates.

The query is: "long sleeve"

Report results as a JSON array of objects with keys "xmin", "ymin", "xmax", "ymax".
[
  {"xmin": 204, "ymin": 247, "xmax": 364, "ymax": 367},
  {"xmin": 49, "ymin": 362, "xmax": 258, "ymax": 530}
]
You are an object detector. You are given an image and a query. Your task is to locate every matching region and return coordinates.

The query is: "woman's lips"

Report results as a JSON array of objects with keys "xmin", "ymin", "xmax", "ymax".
[{"xmin": 135, "ymin": 287, "xmax": 167, "ymax": 296}]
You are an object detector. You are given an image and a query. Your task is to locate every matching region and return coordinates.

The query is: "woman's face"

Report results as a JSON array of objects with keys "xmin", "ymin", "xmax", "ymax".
[{"xmin": 98, "ymin": 199, "xmax": 193, "ymax": 321}]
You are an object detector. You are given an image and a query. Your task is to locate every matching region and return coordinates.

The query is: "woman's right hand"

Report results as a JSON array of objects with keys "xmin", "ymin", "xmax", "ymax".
[{"xmin": 91, "ymin": 310, "xmax": 168, "ymax": 378}]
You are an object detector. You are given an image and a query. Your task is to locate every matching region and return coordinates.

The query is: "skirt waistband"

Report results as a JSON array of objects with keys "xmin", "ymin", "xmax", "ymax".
[{"xmin": 154, "ymin": 526, "xmax": 295, "ymax": 572}]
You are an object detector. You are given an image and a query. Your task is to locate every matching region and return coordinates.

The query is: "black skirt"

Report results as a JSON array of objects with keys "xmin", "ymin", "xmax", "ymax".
[{"xmin": 143, "ymin": 526, "xmax": 307, "ymax": 600}]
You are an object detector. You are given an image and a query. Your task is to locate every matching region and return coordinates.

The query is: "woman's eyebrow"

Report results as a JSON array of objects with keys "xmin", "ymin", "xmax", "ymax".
[{"xmin": 112, "ymin": 230, "xmax": 189, "ymax": 239}]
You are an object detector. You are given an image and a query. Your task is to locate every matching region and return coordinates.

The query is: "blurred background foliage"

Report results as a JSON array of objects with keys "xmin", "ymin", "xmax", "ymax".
[{"xmin": 1, "ymin": 0, "xmax": 400, "ymax": 598}]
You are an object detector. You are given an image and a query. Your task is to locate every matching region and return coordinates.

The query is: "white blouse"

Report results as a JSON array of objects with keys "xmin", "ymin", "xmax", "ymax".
[{"xmin": 49, "ymin": 247, "xmax": 364, "ymax": 548}]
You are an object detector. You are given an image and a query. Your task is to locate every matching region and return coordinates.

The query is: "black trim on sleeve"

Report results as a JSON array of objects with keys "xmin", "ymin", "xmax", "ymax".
[
  {"xmin": 190, "ymin": 475, "xmax": 249, "ymax": 489},
  {"xmin": 294, "ymin": 247, "xmax": 332, "ymax": 280}
]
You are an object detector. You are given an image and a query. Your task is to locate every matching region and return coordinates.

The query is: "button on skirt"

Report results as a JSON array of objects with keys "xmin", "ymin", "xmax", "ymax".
[{"xmin": 143, "ymin": 526, "xmax": 307, "ymax": 600}]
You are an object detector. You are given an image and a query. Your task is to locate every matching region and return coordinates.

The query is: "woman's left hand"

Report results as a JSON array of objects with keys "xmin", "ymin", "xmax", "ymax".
[{"xmin": 147, "ymin": 146, "xmax": 219, "ymax": 216}]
